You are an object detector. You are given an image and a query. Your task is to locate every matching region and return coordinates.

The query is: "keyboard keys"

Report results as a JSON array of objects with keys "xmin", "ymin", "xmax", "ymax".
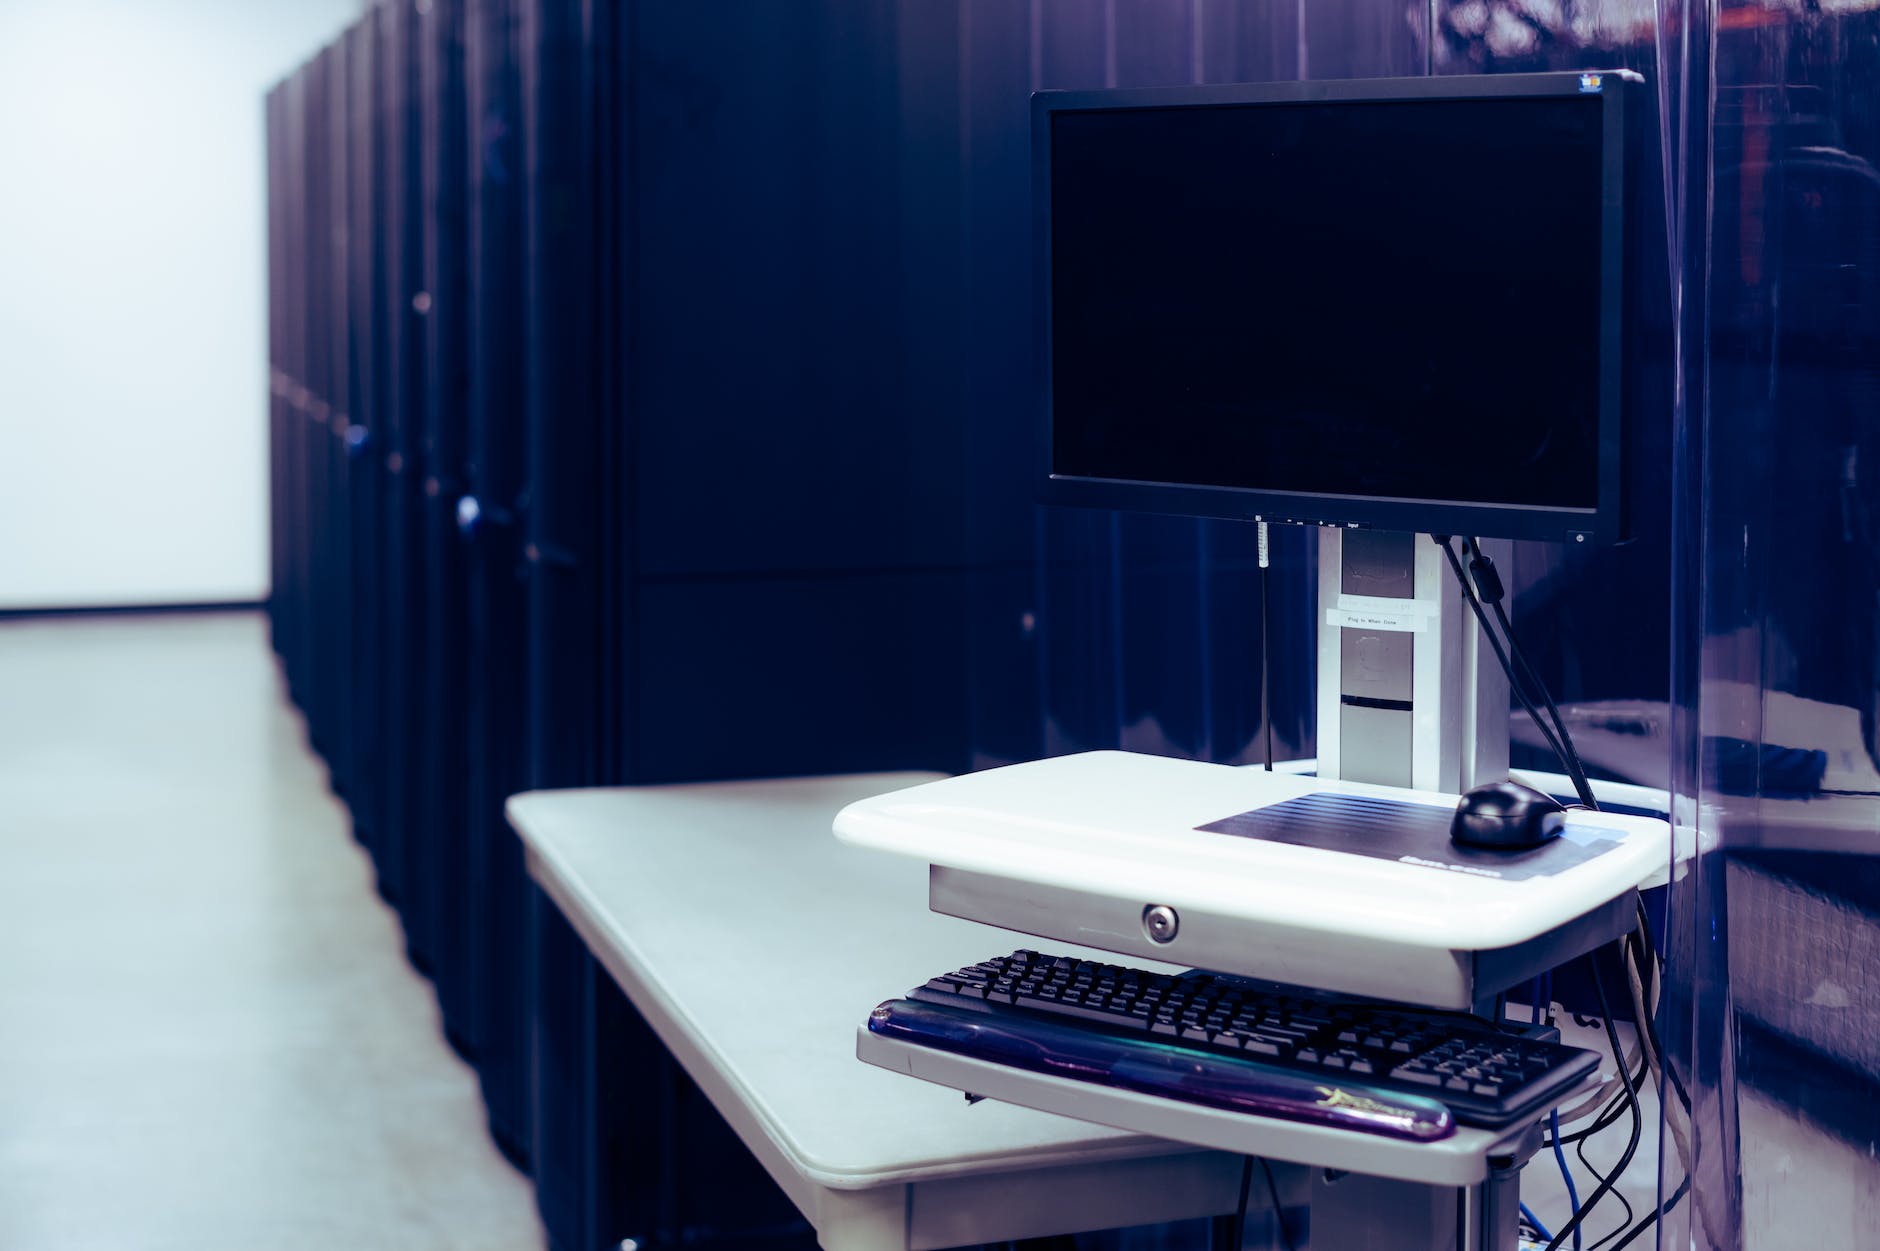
[{"xmin": 902, "ymin": 949, "xmax": 1603, "ymax": 1128}]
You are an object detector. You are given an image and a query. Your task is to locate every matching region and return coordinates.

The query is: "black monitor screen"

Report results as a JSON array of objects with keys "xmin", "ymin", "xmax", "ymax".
[{"xmin": 1046, "ymin": 83, "xmax": 1621, "ymax": 539}]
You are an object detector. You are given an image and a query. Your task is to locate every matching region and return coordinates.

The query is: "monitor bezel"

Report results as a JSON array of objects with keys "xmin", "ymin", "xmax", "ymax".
[{"xmin": 1033, "ymin": 70, "xmax": 1634, "ymax": 545}]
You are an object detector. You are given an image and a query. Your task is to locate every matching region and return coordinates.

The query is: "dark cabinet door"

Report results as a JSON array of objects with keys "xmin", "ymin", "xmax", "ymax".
[
  {"xmin": 345, "ymin": 13, "xmax": 385, "ymax": 857},
  {"xmin": 464, "ymin": 0, "xmax": 535, "ymax": 1168},
  {"xmin": 521, "ymin": 0, "xmax": 610, "ymax": 799},
  {"xmin": 371, "ymin": 0, "xmax": 429, "ymax": 910},
  {"xmin": 415, "ymin": 0, "xmax": 478, "ymax": 1057}
]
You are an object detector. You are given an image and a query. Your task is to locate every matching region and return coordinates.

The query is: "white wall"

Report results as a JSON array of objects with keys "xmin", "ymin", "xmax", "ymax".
[{"xmin": 0, "ymin": 0, "xmax": 358, "ymax": 609}]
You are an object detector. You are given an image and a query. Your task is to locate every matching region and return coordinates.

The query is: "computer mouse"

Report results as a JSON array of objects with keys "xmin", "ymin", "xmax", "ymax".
[{"xmin": 1450, "ymin": 781, "xmax": 1565, "ymax": 851}]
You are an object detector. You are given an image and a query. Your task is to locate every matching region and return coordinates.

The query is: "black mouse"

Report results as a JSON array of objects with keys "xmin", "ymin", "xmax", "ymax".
[{"xmin": 1450, "ymin": 781, "xmax": 1565, "ymax": 850}]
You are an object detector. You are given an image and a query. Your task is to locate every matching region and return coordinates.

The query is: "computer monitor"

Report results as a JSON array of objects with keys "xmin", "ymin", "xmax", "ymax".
[{"xmin": 1036, "ymin": 70, "xmax": 1636, "ymax": 545}]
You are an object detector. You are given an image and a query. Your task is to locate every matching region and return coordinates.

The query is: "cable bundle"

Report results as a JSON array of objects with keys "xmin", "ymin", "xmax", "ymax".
[{"xmin": 1436, "ymin": 535, "xmax": 1697, "ymax": 1250}]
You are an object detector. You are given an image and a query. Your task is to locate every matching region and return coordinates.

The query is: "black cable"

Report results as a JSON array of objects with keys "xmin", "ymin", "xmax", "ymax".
[
  {"xmin": 1555, "ymin": 1004, "xmax": 1643, "ymax": 1246},
  {"xmin": 1546, "ymin": 963, "xmax": 1643, "ymax": 1251},
  {"xmin": 1580, "ymin": 1131, "xmax": 1636, "ymax": 1250},
  {"xmin": 1464, "ymin": 537, "xmax": 1599, "ymax": 811},
  {"xmin": 1438, "ymin": 535, "xmax": 1571, "ymax": 770},
  {"xmin": 1259, "ymin": 1158, "xmax": 1295, "ymax": 1251},
  {"xmin": 1625, "ymin": 927, "xmax": 1693, "ymax": 1114},
  {"xmin": 1541, "ymin": 971, "xmax": 1651, "ymax": 1150},
  {"xmin": 1259, "ymin": 523, "xmax": 1274, "ymax": 772},
  {"xmin": 1606, "ymin": 1176, "xmax": 1690, "ymax": 1251},
  {"xmin": 1435, "ymin": 537, "xmax": 1580, "ymax": 786},
  {"xmin": 1631, "ymin": 900, "xmax": 1658, "ymax": 995},
  {"xmin": 1261, "ymin": 564, "xmax": 1274, "ymax": 771},
  {"xmin": 1547, "ymin": 1086, "xmax": 1634, "ymax": 1149},
  {"xmin": 1233, "ymin": 1156, "xmax": 1254, "ymax": 1250},
  {"xmin": 1543, "ymin": 1056, "xmax": 1648, "ymax": 1148},
  {"xmin": 1493, "ymin": 595, "xmax": 1590, "ymax": 798},
  {"xmin": 1608, "ymin": 911, "xmax": 1695, "ymax": 1128}
]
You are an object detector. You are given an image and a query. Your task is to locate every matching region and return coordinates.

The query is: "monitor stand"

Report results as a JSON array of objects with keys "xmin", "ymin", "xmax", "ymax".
[
  {"xmin": 1316, "ymin": 530, "xmax": 1534, "ymax": 1249},
  {"xmin": 1314, "ymin": 530, "xmax": 1537, "ymax": 1251},
  {"xmin": 1315, "ymin": 529, "xmax": 1509, "ymax": 791}
]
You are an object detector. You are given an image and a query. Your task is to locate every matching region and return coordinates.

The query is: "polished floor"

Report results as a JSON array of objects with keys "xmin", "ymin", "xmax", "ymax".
[{"xmin": 0, "ymin": 612, "xmax": 544, "ymax": 1251}]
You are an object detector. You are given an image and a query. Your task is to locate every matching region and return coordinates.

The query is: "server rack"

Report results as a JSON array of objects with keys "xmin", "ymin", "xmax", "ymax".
[
  {"xmin": 372, "ymin": 0, "xmax": 428, "ymax": 911},
  {"xmin": 335, "ymin": 35, "xmax": 355, "ymax": 792},
  {"xmin": 416, "ymin": 0, "xmax": 478, "ymax": 1053},
  {"xmin": 518, "ymin": 2, "xmax": 623, "ymax": 1244},
  {"xmin": 267, "ymin": 8, "xmax": 1052, "ymax": 1249},
  {"xmin": 527, "ymin": 6, "xmax": 973, "ymax": 1248},
  {"xmin": 332, "ymin": 34, "xmax": 362, "ymax": 802},
  {"xmin": 305, "ymin": 42, "xmax": 340, "ymax": 766},
  {"xmin": 293, "ymin": 54, "xmax": 318, "ymax": 720},
  {"xmin": 463, "ymin": 0, "xmax": 535, "ymax": 1167},
  {"xmin": 280, "ymin": 65, "xmax": 312, "ymax": 713},
  {"xmin": 266, "ymin": 83, "xmax": 291, "ymax": 677},
  {"xmin": 519, "ymin": 0, "xmax": 607, "ymax": 794},
  {"xmin": 345, "ymin": 13, "xmax": 386, "ymax": 861}
]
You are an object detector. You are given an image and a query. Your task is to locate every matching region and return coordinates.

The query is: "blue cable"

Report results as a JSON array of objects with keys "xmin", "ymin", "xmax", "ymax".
[
  {"xmin": 1550, "ymin": 1110, "xmax": 1582, "ymax": 1249},
  {"xmin": 1534, "ymin": 973, "xmax": 1582, "ymax": 1251},
  {"xmin": 1521, "ymin": 1201, "xmax": 1553, "ymax": 1243}
]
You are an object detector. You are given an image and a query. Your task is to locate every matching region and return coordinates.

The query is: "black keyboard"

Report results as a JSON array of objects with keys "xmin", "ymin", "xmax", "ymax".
[{"xmin": 895, "ymin": 949, "xmax": 1601, "ymax": 1129}]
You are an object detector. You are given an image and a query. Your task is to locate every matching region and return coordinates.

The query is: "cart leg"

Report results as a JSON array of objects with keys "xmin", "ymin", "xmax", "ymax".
[{"xmin": 1309, "ymin": 1160, "xmax": 1523, "ymax": 1251}]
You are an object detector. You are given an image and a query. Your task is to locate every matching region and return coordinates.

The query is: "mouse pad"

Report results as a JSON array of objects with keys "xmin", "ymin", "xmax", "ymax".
[{"xmin": 1196, "ymin": 793, "xmax": 1623, "ymax": 881}]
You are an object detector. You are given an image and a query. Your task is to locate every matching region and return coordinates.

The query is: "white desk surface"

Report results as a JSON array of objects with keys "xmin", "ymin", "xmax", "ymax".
[
  {"xmin": 509, "ymin": 774, "xmax": 1247, "ymax": 1251},
  {"xmin": 836, "ymin": 751, "xmax": 1673, "ymax": 952}
]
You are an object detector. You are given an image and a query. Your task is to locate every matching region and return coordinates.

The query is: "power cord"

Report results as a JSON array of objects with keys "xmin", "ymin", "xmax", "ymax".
[
  {"xmin": 1434, "ymin": 535, "xmax": 1599, "ymax": 810},
  {"xmin": 1544, "ymin": 1053, "xmax": 1647, "ymax": 1148},
  {"xmin": 1259, "ymin": 522, "xmax": 1274, "ymax": 772},
  {"xmin": 1544, "ymin": 961, "xmax": 1643, "ymax": 1251},
  {"xmin": 1233, "ymin": 1156, "xmax": 1252, "ymax": 1250},
  {"xmin": 1626, "ymin": 900, "xmax": 1692, "ymax": 1115},
  {"xmin": 1605, "ymin": 1176, "xmax": 1690, "ymax": 1250},
  {"xmin": 1534, "ymin": 974, "xmax": 1582, "ymax": 1251},
  {"xmin": 1430, "ymin": 537, "xmax": 1693, "ymax": 1245},
  {"xmin": 1464, "ymin": 537, "xmax": 1599, "ymax": 811},
  {"xmin": 1579, "ymin": 1126, "xmax": 1636, "ymax": 1250},
  {"xmin": 1259, "ymin": 1157, "xmax": 1295, "ymax": 1251},
  {"xmin": 1433, "ymin": 536, "xmax": 1591, "ymax": 806},
  {"xmin": 1545, "ymin": 927, "xmax": 1687, "ymax": 1155},
  {"xmin": 1228, "ymin": 1156, "xmax": 1296, "ymax": 1251}
]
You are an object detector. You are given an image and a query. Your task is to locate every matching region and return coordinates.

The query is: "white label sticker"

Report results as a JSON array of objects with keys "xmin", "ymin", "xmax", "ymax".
[
  {"xmin": 1324, "ymin": 593, "xmax": 1438, "ymax": 633},
  {"xmin": 1327, "ymin": 608, "xmax": 1424, "ymax": 632}
]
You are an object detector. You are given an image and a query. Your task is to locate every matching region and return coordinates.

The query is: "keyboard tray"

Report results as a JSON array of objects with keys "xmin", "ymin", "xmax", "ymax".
[
  {"xmin": 858, "ymin": 1028, "xmax": 1556, "ymax": 1187},
  {"xmin": 904, "ymin": 951, "xmax": 1601, "ymax": 1129}
]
